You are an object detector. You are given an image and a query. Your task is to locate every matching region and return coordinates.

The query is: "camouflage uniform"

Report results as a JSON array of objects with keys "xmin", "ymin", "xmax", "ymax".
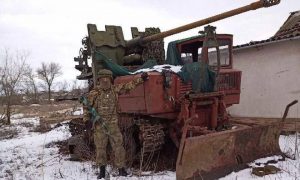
[{"xmin": 83, "ymin": 73, "xmax": 144, "ymax": 168}]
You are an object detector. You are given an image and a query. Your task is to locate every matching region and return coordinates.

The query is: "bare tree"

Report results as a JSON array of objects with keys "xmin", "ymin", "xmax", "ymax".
[
  {"xmin": 0, "ymin": 71, "xmax": 5, "ymax": 125},
  {"xmin": 24, "ymin": 66, "xmax": 39, "ymax": 103},
  {"xmin": 37, "ymin": 62, "xmax": 62, "ymax": 102},
  {"xmin": 57, "ymin": 80, "xmax": 70, "ymax": 93},
  {"xmin": 71, "ymin": 79, "xmax": 86, "ymax": 95},
  {"xmin": 0, "ymin": 49, "xmax": 29, "ymax": 124},
  {"xmin": 71, "ymin": 79, "xmax": 80, "ymax": 92},
  {"xmin": 71, "ymin": 79, "xmax": 79, "ymax": 91}
]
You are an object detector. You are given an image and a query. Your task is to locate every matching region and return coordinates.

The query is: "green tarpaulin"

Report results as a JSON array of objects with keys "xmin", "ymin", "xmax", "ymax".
[
  {"xmin": 178, "ymin": 62, "xmax": 215, "ymax": 93},
  {"xmin": 94, "ymin": 36, "xmax": 216, "ymax": 93},
  {"xmin": 95, "ymin": 50, "xmax": 157, "ymax": 76}
]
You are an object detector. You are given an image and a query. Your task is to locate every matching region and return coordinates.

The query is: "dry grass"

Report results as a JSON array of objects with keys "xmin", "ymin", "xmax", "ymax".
[{"xmin": 0, "ymin": 101, "xmax": 80, "ymax": 119}]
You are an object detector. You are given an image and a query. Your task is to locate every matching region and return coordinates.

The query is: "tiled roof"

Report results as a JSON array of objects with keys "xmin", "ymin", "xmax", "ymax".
[
  {"xmin": 274, "ymin": 11, "xmax": 300, "ymax": 38},
  {"xmin": 234, "ymin": 11, "xmax": 300, "ymax": 49}
]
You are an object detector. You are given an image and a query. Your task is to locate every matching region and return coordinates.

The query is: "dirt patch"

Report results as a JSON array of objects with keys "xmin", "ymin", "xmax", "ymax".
[
  {"xmin": 0, "ymin": 128, "xmax": 18, "ymax": 140},
  {"xmin": 53, "ymin": 140, "xmax": 70, "ymax": 155},
  {"xmin": 30, "ymin": 122, "xmax": 52, "ymax": 133}
]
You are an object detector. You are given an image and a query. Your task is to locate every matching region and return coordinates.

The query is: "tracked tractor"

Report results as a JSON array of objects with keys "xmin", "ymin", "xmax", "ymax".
[{"xmin": 71, "ymin": 0, "xmax": 282, "ymax": 179}]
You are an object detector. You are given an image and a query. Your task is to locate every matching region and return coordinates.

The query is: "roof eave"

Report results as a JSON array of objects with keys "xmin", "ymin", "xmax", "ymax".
[{"xmin": 233, "ymin": 35, "xmax": 300, "ymax": 51}]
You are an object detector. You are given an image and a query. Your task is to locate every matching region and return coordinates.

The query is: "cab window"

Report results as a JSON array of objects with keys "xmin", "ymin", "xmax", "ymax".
[{"xmin": 208, "ymin": 39, "xmax": 231, "ymax": 67}]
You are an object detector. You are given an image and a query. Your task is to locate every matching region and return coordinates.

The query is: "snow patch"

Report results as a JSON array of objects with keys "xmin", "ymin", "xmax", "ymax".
[
  {"xmin": 11, "ymin": 113, "xmax": 24, "ymax": 119},
  {"xmin": 55, "ymin": 108, "xmax": 73, "ymax": 114},
  {"xmin": 73, "ymin": 107, "xmax": 83, "ymax": 116},
  {"xmin": 133, "ymin": 64, "xmax": 182, "ymax": 74},
  {"xmin": 30, "ymin": 104, "xmax": 41, "ymax": 107},
  {"xmin": 10, "ymin": 117, "xmax": 40, "ymax": 126}
]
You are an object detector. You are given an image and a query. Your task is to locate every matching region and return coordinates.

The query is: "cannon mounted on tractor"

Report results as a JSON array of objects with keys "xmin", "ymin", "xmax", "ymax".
[{"xmin": 70, "ymin": 0, "xmax": 282, "ymax": 179}]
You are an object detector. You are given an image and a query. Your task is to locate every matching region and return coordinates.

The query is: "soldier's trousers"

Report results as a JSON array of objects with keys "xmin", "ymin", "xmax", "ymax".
[{"xmin": 93, "ymin": 118, "xmax": 126, "ymax": 168}]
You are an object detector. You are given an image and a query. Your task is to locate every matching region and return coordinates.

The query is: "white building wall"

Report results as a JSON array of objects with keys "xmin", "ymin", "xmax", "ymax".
[{"xmin": 229, "ymin": 39, "xmax": 300, "ymax": 118}]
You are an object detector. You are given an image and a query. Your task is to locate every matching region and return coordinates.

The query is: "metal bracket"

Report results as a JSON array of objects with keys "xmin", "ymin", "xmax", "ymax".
[{"xmin": 262, "ymin": 0, "xmax": 281, "ymax": 7}]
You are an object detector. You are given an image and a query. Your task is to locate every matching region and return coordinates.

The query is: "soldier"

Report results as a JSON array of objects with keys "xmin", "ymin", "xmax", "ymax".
[{"xmin": 83, "ymin": 69, "xmax": 148, "ymax": 179}]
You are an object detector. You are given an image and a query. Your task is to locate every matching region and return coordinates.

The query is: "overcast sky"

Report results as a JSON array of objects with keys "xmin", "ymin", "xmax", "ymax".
[{"xmin": 0, "ymin": 0, "xmax": 299, "ymax": 82}]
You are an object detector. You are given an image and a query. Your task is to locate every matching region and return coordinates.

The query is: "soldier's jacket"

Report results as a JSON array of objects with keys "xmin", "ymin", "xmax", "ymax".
[{"xmin": 83, "ymin": 77, "xmax": 144, "ymax": 122}]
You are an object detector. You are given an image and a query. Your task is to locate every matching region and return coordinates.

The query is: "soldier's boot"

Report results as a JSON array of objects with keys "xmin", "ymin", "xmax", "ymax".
[
  {"xmin": 97, "ymin": 166, "xmax": 106, "ymax": 179},
  {"xmin": 118, "ymin": 168, "xmax": 128, "ymax": 176}
]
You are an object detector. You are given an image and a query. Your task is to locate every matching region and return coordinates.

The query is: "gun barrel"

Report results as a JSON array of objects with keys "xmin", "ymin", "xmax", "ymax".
[{"xmin": 126, "ymin": 0, "xmax": 280, "ymax": 47}]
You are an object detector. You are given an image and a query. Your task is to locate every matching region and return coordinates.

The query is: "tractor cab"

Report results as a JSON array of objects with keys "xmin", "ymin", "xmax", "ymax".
[
  {"xmin": 173, "ymin": 25, "xmax": 233, "ymax": 71},
  {"xmin": 170, "ymin": 26, "xmax": 241, "ymax": 106},
  {"xmin": 177, "ymin": 34, "xmax": 233, "ymax": 69}
]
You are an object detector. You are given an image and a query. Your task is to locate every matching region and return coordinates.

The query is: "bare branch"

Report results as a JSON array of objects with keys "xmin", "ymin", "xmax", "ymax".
[
  {"xmin": 0, "ymin": 48, "xmax": 30, "ymax": 124},
  {"xmin": 36, "ymin": 62, "xmax": 62, "ymax": 102},
  {"xmin": 24, "ymin": 66, "xmax": 39, "ymax": 103}
]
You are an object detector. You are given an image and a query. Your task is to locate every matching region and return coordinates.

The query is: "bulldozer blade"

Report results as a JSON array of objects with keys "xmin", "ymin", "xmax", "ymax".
[{"xmin": 176, "ymin": 120, "xmax": 281, "ymax": 180}]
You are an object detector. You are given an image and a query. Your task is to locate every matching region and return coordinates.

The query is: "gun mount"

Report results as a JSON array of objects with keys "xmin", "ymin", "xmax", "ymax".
[
  {"xmin": 71, "ymin": 1, "xmax": 282, "ymax": 179},
  {"xmin": 74, "ymin": 0, "xmax": 280, "ymax": 85}
]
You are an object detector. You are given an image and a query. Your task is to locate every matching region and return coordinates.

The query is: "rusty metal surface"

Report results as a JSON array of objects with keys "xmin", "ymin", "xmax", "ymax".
[
  {"xmin": 116, "ymin": 70, "xmax": 241, "ymax": 117},
  {"xmin": 176, "ymin": 120, "xmax": 281, "ymax": 180}
]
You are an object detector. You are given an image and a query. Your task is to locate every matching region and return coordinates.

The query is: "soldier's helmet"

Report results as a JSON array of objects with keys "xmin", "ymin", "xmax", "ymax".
[{"xmin": 97, "ymin": 69, "xmax": 113, "ymax": 79}]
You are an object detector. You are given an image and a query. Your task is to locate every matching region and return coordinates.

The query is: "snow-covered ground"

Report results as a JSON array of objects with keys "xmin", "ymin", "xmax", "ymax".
[
  {"xmin": 0, "ymin": 116, "xmax": 299, "ymax": 180},
  {"xmin": 0, "ymin": 116, "xmax": 175, "ymax": 180}
]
